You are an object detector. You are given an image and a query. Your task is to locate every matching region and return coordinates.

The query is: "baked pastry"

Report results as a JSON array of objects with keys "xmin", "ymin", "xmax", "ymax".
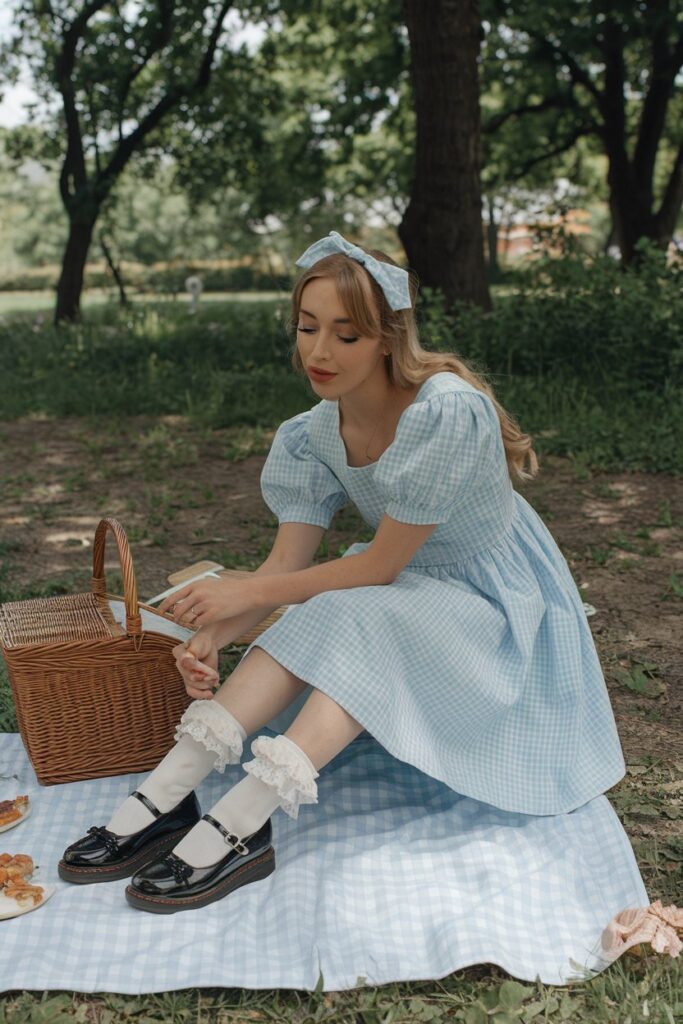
[
  {"xmin": 0, "ymin": 796, "xmax": 30, "ymax": 831},
  {"xmin": 3, "ymin": 878, "xmax": 44, "ymax": 908},
  {"xmin": 0, "ymin": 853, "xmax": 44, "ymax": 910},
  {"xmin": 0, "ymin": 852, "xmax": 34, "ymax": 885}
]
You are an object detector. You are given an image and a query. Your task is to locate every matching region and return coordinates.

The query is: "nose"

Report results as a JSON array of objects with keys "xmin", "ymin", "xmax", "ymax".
[{"xmin": 308, "ymin": 331, "xmax": 335, "ymax": 363}]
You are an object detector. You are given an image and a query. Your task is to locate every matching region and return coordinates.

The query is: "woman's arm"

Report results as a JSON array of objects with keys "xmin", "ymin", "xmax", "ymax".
[
  {"xmin": 200, "ymin": 521, "xmax": 328, "ymax": 649},
  {"xmin": 250, "ymin": 515, "xmax": 438, "ymax": 609},
  {"xmin": 166, "ymin": 517, "xmax": 436, "ymax": 634}
]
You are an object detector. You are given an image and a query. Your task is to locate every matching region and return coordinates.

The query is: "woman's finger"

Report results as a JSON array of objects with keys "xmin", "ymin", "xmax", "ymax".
[
  {"xmin": 185, "ymin": 686, "xmax": 213, "ymax": 700},
  {"xmin": 187, "ymin": 664, "xmax": 217, "ymax": 682},
  {"xmin": 159, "ymin": 587, "xmax": 192, "ymax": 616},
  {"xmin": 179, "ymin": 654, "xmax": 217, "ymax": 682},
  {"xmin": 183, "ymin": 667, "xmax": 212, "ymax": 686},
  {"xmin": 180, "ymin": 652, "xmax": 215, "ymax": 677}
]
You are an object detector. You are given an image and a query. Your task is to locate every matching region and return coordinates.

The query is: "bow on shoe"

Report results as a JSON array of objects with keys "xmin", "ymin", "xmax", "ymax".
[
  {"xmin": 87, "ymin": 826, "xmax": 120, "ymax": 857},
  {"xmin": 165, "ymin": 853, "xmax": 194, "ymax": 885}
]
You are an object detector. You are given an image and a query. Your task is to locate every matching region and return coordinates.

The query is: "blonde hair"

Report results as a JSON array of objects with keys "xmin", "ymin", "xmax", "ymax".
[{"xmin": 289, "ymin": 247, "xmax": 539, "ymax": 484}]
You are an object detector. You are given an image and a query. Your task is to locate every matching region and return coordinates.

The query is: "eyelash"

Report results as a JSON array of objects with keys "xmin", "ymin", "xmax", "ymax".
[{"xmin": 296, "ymin": 326, "xmax": 359, "ymax": 343}]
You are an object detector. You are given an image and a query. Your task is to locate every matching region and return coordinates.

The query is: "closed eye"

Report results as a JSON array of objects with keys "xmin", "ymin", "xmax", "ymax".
[{"xmin": 296, "ymin": 326, "xmax": 359, "ymax": 343}]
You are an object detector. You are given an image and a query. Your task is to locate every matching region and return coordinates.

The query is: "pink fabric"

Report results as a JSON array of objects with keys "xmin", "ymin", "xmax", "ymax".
[{"xmin": 600, "ymin": 900, "xmax": 683, "ymax": 961}]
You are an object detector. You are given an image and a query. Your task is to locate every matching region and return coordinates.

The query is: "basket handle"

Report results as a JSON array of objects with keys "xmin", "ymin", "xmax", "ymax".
[{"xmin": 91, "ymin": 518, "xmax": 141, "ymax": 637}]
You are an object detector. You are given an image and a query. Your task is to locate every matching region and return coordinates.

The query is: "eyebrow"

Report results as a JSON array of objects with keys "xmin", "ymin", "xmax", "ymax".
[{"xmin": 299, "ymin": 307, "xmax": 351, "ymax": 324}]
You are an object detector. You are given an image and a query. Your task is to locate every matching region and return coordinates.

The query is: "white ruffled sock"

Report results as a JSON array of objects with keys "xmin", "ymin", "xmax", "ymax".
[
  {"xmin": 106, "ymin": 700, "xmax": 247, "ymax": 838},
  {"xmin": 171, "ymin": 733, "xmax": 319, "ymax": 868}
]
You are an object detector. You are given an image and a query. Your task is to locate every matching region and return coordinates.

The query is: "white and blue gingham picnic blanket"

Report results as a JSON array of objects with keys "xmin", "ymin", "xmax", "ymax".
[{"xmin": 0, "ymin": 730, "xmax": 649, "ymax": 993}]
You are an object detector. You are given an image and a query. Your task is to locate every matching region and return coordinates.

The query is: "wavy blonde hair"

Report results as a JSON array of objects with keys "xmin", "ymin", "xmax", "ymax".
[{"xmin": 289, "ymin": 247, "xmax": 539, "ymax": 484}]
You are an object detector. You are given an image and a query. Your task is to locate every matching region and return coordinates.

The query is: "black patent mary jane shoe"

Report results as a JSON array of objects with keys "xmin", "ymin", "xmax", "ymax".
[
  {"xmin": 124, "ymin": 813, "xmax": 275, "ymax": 914},
  {"xmin": 58, "ymin": 789, "xmax": 201, "ymax": 884}
]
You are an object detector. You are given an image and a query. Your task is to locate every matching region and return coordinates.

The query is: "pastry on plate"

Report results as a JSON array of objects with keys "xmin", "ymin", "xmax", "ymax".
[
  {"xmin": 0, "ymin": 796, "xmax": 31, "ymax": 833},
  {"xmin": 0, "ymin": 852, "xmax": 55, "ymax": 920},
  {"xmin": 0, "ymin": 851, "xmax": 34, "ymax": 884}
]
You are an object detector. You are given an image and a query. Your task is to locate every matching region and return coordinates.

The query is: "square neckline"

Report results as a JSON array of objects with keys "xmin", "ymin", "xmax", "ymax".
[{"xmin": 334, "ymin": 372, "xmax": 455, "ymax": 470}]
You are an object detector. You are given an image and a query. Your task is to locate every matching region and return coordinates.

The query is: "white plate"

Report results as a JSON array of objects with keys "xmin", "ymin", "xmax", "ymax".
[
  {"xmin": 0, "ymin": 878, "xmax": 56, "ymax": 920},
  {"xmin": 0, "ymin": 803, "xmax": 31, "ymax": 833}
]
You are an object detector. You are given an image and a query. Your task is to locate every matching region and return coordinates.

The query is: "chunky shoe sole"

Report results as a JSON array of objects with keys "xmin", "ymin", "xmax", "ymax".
[
  {"xmin": 57, "ymin": 824, "xmax": 196, "ymax": 884},
  {"xmin": 124, "ymin": 846, "xmax": 276, "ymax": 913}
]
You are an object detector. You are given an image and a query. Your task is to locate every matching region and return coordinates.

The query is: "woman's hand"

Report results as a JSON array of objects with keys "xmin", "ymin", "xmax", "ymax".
[
  {"xmin": 159, "ymin": 577, "xmax": 261, "ymax": 629},
  {"xmin": 173, "ymin": 630, "xmax": 220, "ymax": 701}
]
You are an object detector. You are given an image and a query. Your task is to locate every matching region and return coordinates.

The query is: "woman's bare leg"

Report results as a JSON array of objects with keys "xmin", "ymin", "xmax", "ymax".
[
  {"xmin": 214, "ymin": 645, "xmax": 364, "ymax": 767},
  {"xmin": 212, "ymin": 646, "xmax": 309, "ymax": 735},
  {"xmin": 283, "ymin": 688, "xmax": 365, "ymax": 770}
]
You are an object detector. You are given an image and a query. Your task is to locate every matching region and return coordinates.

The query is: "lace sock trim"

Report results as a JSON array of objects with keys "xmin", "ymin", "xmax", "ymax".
[
  {"xmin": 174, "ymin": 700, "xmax": 246, "ymax": 773},
  {"xmin": 242, "ymin": 734, "xmax": 319, "ymax": 820}
]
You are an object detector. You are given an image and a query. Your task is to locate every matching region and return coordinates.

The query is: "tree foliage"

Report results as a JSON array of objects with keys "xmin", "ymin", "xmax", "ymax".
[
  {"xmin": 2, "ymin": 0, "xmax": 239, "ymax": 320},
  {"xmin": 480, "ymin": 0, "xmax": 683, "ymax": 260}
]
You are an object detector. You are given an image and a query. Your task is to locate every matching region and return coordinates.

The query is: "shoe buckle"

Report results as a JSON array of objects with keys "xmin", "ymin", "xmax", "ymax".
[
  {"xmin": 224, "ymin": 831, "xmax": 249, "ymax": 856},
  {"xmin": 202, "ymin": 814, "xmax": 250, "ymax": 856}
]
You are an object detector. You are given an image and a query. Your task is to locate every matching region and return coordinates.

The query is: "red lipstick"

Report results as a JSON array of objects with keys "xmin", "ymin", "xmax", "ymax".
[{"xmin": 308, "ymin": 367, "xmax": 338, "ymax": 382}]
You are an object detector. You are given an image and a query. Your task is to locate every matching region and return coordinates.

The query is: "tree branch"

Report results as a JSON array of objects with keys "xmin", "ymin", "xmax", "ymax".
[
  {"xmin": 526, "ymin": 30, "xmax": 605, "ymax": 116},
  {"xmin": 483, "ymin": 92, "xmax": 585, "ymax": 134},
  {"xmin": 509, "ymin": 123, "xmax": 595, "ymax": 181},
  {"xmin": 632, "ymin": 20, "xmax": 683, "ymax": 188},
  {"xmin": 599, "ymin": 19, "xmax": 627, "ymax": 158},
  {"xmin": 98, "ymin": 1, "xmax": 232, "ymax": 195},
  {"xmin": 56, "ymin": 0, "xmax": 109, "ymax": 206},
  {"xmin": 117, "ymin": 0, "xmax": 176, "ymax": 118},
  {"xmin": 195, "ymin": 0, "xmax": 231, "ymax": 91},
  {"xmin": 654, "ymin": 136, "xmax": 683, "ymax": 241}
]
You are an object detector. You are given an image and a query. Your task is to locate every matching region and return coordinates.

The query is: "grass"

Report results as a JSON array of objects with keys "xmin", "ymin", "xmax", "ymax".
[
  {"xmin": 0, "ymin": 289, "xmax": 285, "ymax": 317},
  {"xmin": 0, "ymin": 293, "xmax": 681, "ymax": 473},
  {"xmin": 0, "ymin": 958, "xmax": 680, "ymax": 1022}
]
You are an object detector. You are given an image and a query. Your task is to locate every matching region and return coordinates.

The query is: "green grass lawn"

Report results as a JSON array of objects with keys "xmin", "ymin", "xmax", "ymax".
[{"xmin": 0, "ymin": 289, "xmax": 286, "ymax": 317}]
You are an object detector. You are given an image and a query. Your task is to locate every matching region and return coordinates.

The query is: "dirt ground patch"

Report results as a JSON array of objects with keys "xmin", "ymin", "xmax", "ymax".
[{"xmin": 1, "ymin": 415, "xmax": 681, "ymax": 887}]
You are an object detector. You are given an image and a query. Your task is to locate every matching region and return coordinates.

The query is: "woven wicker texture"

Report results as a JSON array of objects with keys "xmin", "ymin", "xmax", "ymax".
[
  {"xmin": 0, "ymin": 518, "xmax": 286, "ymax": 785},
  {"xmin": 0, "ymin": 591, "xmax": 122, "ymax": 647}
]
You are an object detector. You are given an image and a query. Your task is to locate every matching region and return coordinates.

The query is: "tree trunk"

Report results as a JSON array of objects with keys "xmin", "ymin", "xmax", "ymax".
[
  {"xmin": 603, "ymin": 118, "xmax": 678, "ymax": 264},
  {"xmin": 606, "ymin": 157, "xmax": 651, "ymax": 264},
  {"xmin": 55, "ymin": 217, "xmax": 96, "ymax": 324},
  {"xmin": 399, "ymin": 0, "xmax": 491, "ymax": 311},
  {"xmin": 485, "ymin": 195, "xmax": 499, "ymax": 279}
]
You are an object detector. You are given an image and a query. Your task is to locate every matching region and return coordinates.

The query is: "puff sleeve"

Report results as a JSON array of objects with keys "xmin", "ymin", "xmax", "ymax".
[
  {"xmin": 374, "ymin": 390, "xmax": 497, "ymax": 525},
  {"xmin": 261, "ymin": 409, "xmax": 349, "ymax": 528}
]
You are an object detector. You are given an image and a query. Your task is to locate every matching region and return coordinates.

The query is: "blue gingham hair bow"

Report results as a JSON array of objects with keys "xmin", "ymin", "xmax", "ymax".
[{"xmin": 295, "ymin": 230, "xmax": 412, "ymax": 311}]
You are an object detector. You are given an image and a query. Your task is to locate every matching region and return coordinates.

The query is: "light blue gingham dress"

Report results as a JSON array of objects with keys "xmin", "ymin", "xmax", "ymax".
[{"xmin": 242, "ymin": 371, "xmax": 626, "ymax": 816}]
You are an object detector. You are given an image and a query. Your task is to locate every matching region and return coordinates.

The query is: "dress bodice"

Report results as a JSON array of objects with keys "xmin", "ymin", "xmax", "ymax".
[{"xmin": 306, "ymin": 372, "xmax": 516, "ymax": 567}]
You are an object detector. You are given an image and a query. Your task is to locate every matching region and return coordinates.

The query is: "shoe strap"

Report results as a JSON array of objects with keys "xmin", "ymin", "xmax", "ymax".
[
  {"xmin": 130, "ymin": 790, "xmax": 162, "ymax": 818},
  {"xmin": 202, "ymin": 813, "xmax": 250, "ymax": 856}
]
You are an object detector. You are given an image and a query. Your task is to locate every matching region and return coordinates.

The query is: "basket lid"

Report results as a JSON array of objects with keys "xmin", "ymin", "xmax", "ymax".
[{"xmin": 0, "ymin": 592, "xmax": 123, "ymax": 649}]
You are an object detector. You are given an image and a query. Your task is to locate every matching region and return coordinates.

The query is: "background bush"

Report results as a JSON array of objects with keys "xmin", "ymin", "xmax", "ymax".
[
  {"xmin": 420, "ymin": 242, "xmax": 683, "ymax": 392},
  {"xmin": 1, "ymin": 246, "xmax": 680, "ymax": 473},
  {"xmin": 0, "ymin": 261, "xmax": 292, "ymax": 294}
]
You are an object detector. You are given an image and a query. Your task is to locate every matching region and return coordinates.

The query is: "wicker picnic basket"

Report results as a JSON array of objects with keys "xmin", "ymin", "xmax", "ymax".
[{"xmin": 0, "ymin": 517, "xmax": 286, "ymax": 786}]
